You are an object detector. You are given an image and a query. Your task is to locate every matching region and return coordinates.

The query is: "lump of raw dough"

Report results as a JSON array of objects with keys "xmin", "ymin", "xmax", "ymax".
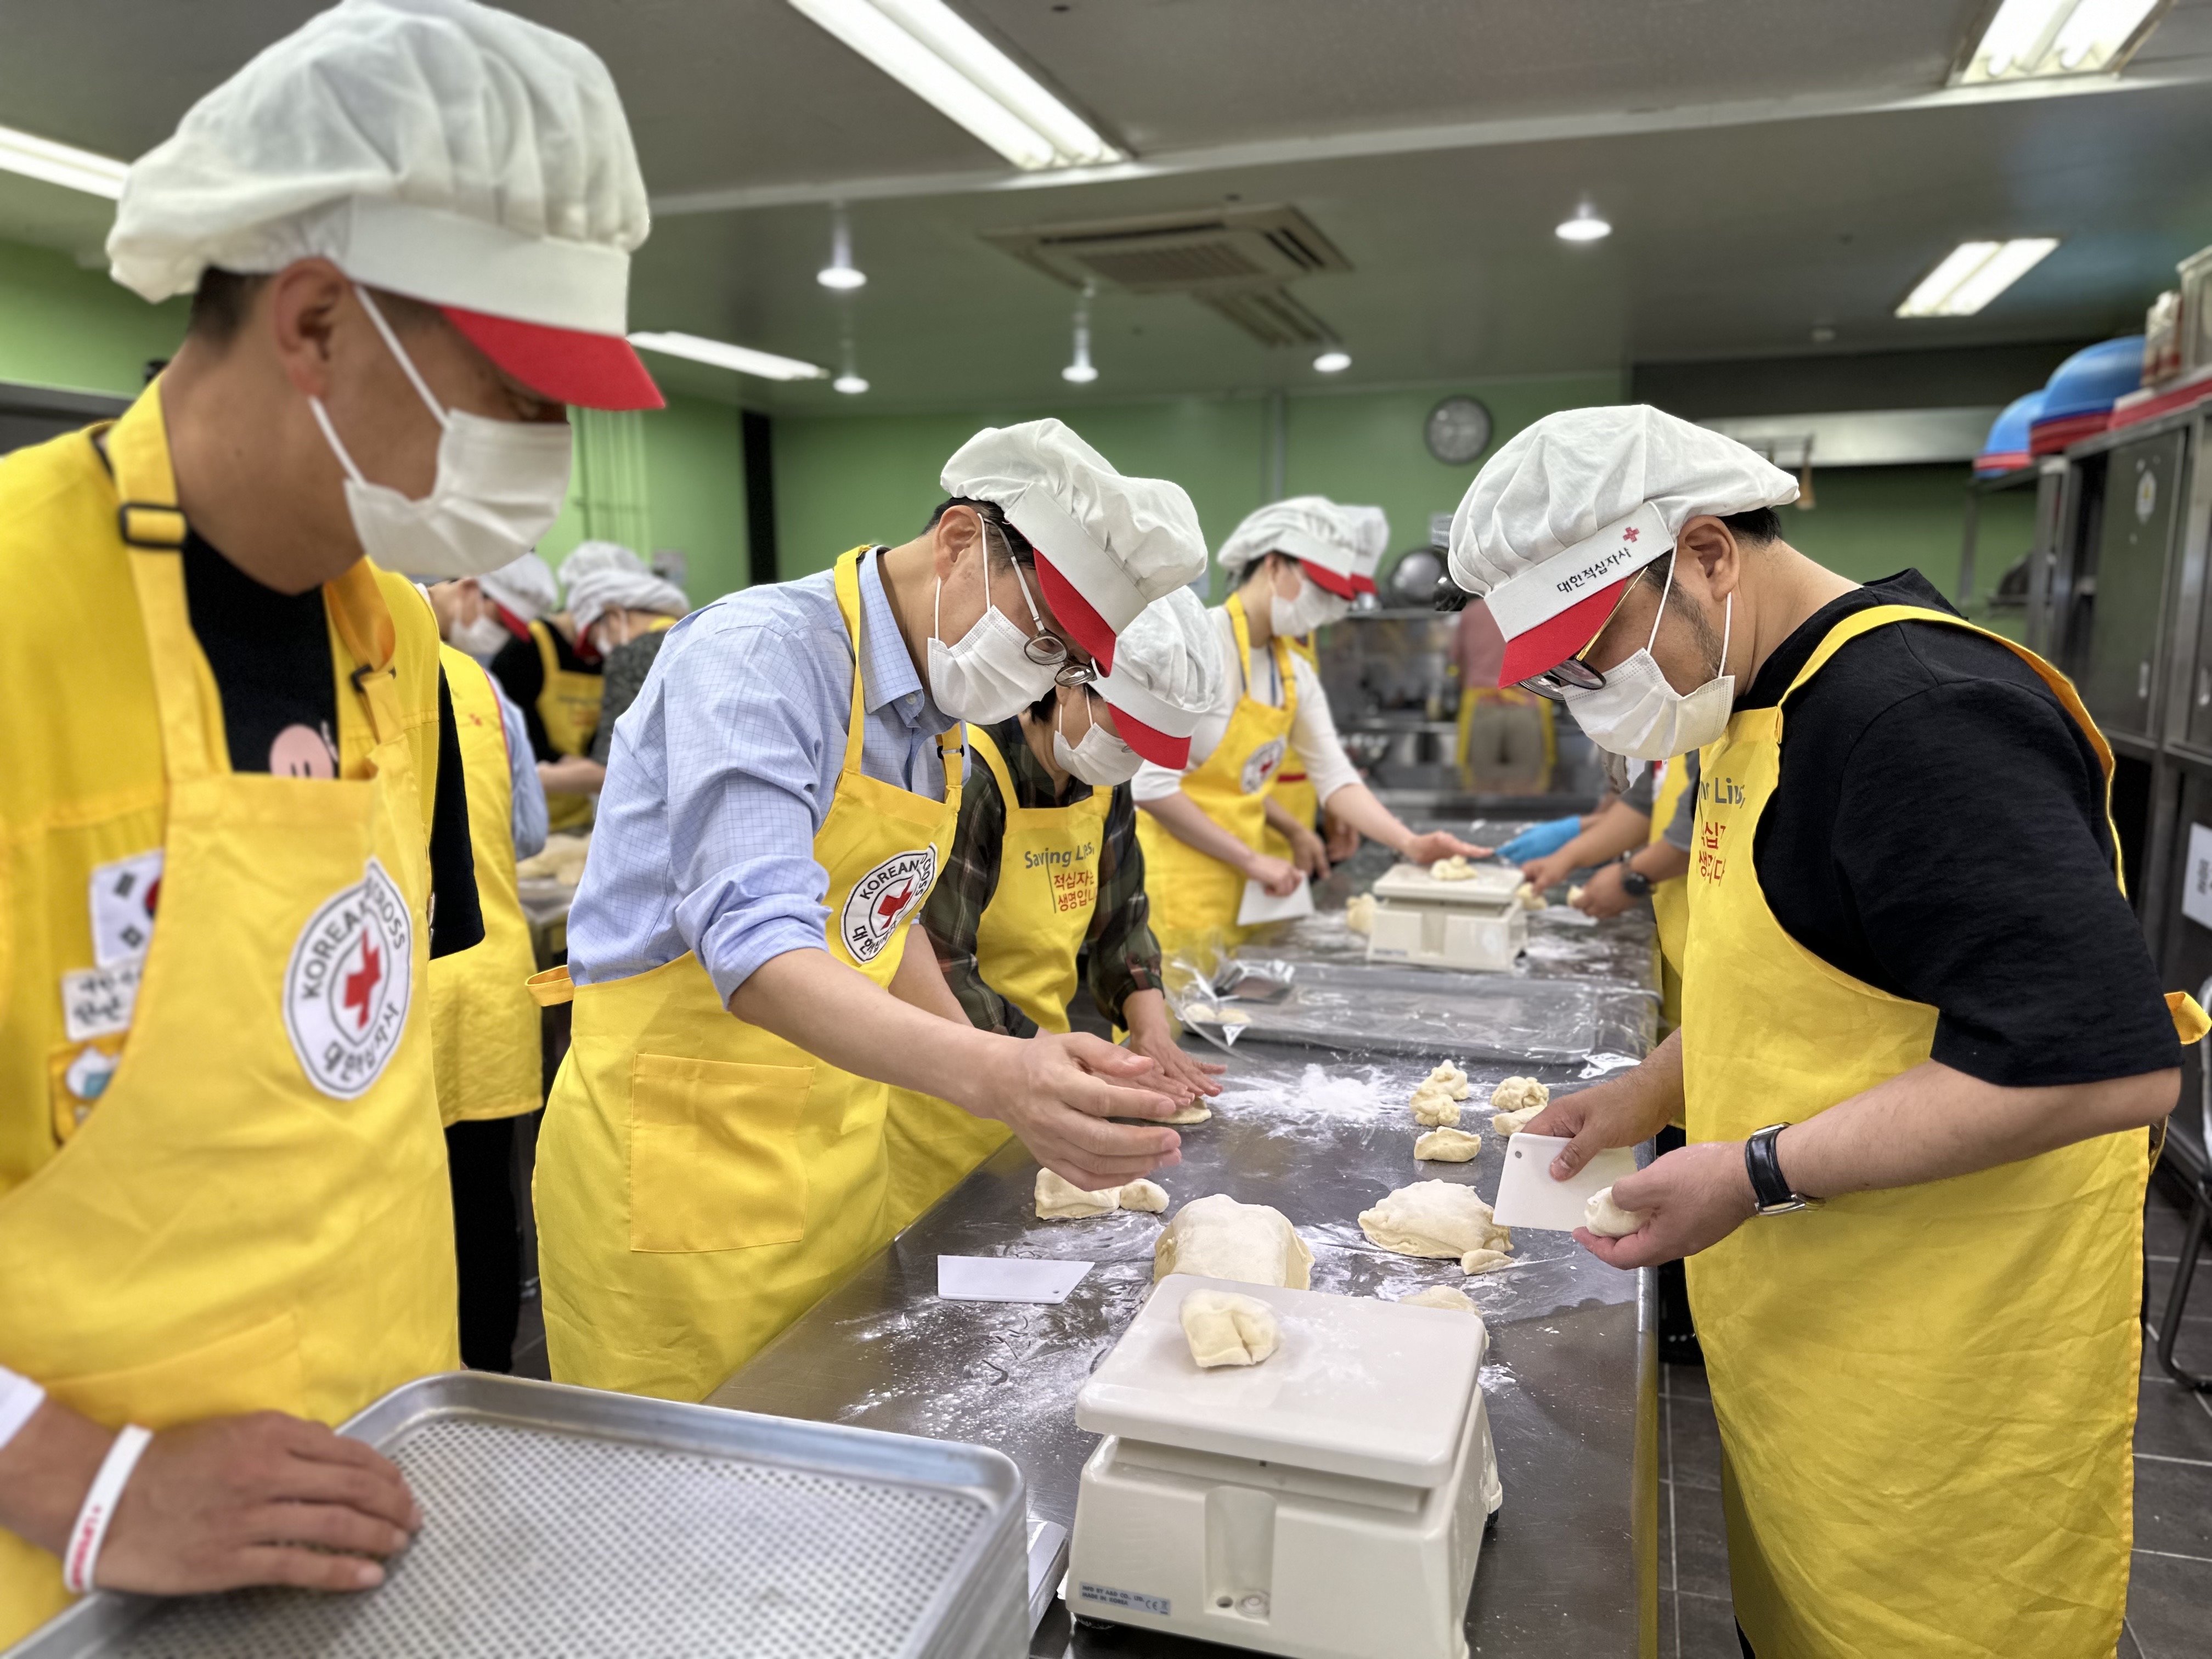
[
  {"xmin": 1420, "ymin": 1063, "xmax": 1471, "ymax": 1100},
  {"xmin": 1513, "ymin": 880, "xmax": 1545, "ymax": 910},
  {"xmin": 1429, "ymin": 855, "xmax": 1477, "ymax": 881},
  {"xmin": 1121, "ymin": 1178, "xmax": 1170, "ymax": 1213},
  {"xmin": 514, "ymin": 831, "xmax": 591, "ymax": 885},
  {"xmin": 1345, "ymin": 893, "xmax": 1376, "ymax": 935},
  {"xmin": 1181, "ymin": 1290, "xmax": 1280, "ymax": 1368},
  {"xmin": 1414, "ymin": 1126, "xmax": 1483, "ymax": 1163},
  {"xmin": 1163, "ymin": 1103, "xmax": 1211, "ymax": 1126},
  {"xmin": 1359, "ymin": 1181, "xmax": 1513, "ymax": 1261},
  {"xmin": 1400, "ymin": 1285, "xmax": 1476, "ymax": 1312},
  {"xmin": 1567, "ymin": 883, "xmax": 1587, "ymax": 907},
  {"xmin": 1035, "ymin": 1167, "xmax": 1121, "ymax": 1220},
  {"xmin": 1460, "ymin": 1248, "xmax": 1513, "ymax": 1274},
  {"xmin": 1584, "ymin": 1185, "xmax": 1648, "ymax": 1238},
  {"xmin": 1154, "ymin": 1193, "xmax": 1313, "ymax": 1289},
  {"xmin": 1411, "ymin": 1090, "xmax": 1462, "ymax": 1128},
  {"xmin": 1491, "ymin": 1105, "xmax": 1542, "ymax": 1136},
  {"xmin": 1489, "ymin": 1076, "xmax": 1549, "ymax": 1114}
]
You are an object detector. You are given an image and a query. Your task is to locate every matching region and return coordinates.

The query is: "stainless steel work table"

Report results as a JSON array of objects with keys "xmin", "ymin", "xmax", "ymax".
[{"xmin": 708, "ymin": 1036, "xmax": 1659, "ymax": 1657}]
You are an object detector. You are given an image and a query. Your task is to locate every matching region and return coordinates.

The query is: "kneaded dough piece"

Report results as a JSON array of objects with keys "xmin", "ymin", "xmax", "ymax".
[
  {"xmin": 1410, "ymin": 1090, "xmax": 1463, "ymax": 1128},
  {"xmin": 1513, "ymin": 880, "xmax": 1546, "ymax": 910},
  {"xmin": 1154, "ymin": 1193, "xmax": 1314, "ymax": 1289},
  {"xmin": 1401, "ymin": 1284, "xmax": 1476, "ymax": 1312},
  {"xmin": 1181, "ymin": 1290, "xmax": 1280, "ymax": 1368},
  {"xmin": 1035, "ymin": 1167, "xmax": 1120, "ymax": 1220},
  {"xmin": 1163, "ymin": 1103, "xmax": 1212, "ymax": 1126},
  {"xmin": 1489, "ymin": 1076, "xmax": 1550, "ymax": 1115},
  {"xmin": 1584, "ymin": 1185, "xmax": 1648, "ymax": 1238},
  {"xmin": 1414, "ymin": 1126, "xmax": 1483, "ymax": 1162},
  {"xmin": 1120, "ymin": 1178, "xmax": 1170, "ymax": 1213},
  {"xmin": 1461, "ymin": 1247, "xmax": 1513, "ymax": 1274},
  {"xmin": 1567, "ymin": 883, "xmax": 1587, "ymax": 907},
  {"xmin": 1345, "ymin": 892, "xmax": 1376, "ymax": 935},
  {"xmin": 1491, "ymin": 1105, "xmax": 1543, "ymax": 1136},
  {"xmin": 1359, "ymin": 1181, "xmax": 1513, "ymax": 1260},
  {"xmin": 1430, "ymin": 855, "xmax": 1476, "ymax": 881}
]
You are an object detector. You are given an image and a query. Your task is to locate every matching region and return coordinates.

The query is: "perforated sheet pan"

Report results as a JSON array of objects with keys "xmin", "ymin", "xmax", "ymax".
[{"xmin": 7, "ymin": 1373, "xmax": 1026, "ymax": 1659}]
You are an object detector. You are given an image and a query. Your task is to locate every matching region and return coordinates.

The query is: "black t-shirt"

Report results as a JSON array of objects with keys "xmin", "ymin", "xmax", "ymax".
[
  {"xmin": 1743, "ymin": 568, "xmax": 2176, "ymax": 1087},
  {"xmin": 180, "ymin": 533, "xmax": 482, "ymax": 958},
  {"xmin": 489, "ymin": 622, "xmax": 597, "ymax": 764}
]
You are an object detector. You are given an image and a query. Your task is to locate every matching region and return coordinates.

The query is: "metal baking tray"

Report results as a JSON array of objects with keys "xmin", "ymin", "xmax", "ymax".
[{"xmin": 8, "ymin": 1372, "xmax": 1027, "ymax": 1659}]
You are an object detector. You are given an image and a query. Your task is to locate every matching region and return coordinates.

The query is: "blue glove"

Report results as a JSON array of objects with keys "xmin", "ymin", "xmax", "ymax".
[{"xmin": 1496, "ymin": 816, "xmax": 1581, "ymax": 864}]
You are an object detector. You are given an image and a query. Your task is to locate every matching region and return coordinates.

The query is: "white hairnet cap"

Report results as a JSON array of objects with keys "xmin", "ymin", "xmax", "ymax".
[
  {"xmin": 1216, "ymin": 496, "xmax": 1362, "ymax": 596},
  {"xmin": 108, "ymin": 0, "xmax": 662, "ymax": 410},
  {"xmin": 1342, "ymin": 505, "xmax": 1389, "ymax": 592},
  {"xmin": 476, "ymin": 551, "xmax": 558, "ymax": 622},
  {"xmin": 1447, "ymin": 405, "xmax": 1796, "ymax": 685},
  {"xmin": 558, "ymin": 540, "xmax": 686, "ymax": 629},
  {"xmin": 1094, "ymin": 587, "xmax": 1224, "ymax": 768},
  {"xmin": 941, "ymin": 419, "xmax": 1205, "ymax": 676}
]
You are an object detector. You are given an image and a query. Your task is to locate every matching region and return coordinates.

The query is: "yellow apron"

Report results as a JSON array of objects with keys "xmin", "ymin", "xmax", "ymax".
[
  {"xmin": 428, "ymin": 645, "xmax": 543, "ymax": 1124},
  {"xmin": 532, "ymin": 547, "xmax": 962, "ymax": 1401},
  {"xmin": 1646, "ymin": 754, "xmax": 1693, "ymax": 1033},
  {"xmin": 531, "ymin": 617, "xmax": 602, "ymax": 834},
  {"xmin": 1137, "ymin": 594, "xmax": 1297, "ymax": 958},
  {"xmin": 881, "ymin": 724, "xmax": 1109, "ymax": 1238},
  {"xmin": 1681, "ymin": 603, "xmax": 2208, "ymax": 1658},
  {"xmin": 0, "ymin": 391, "xmax": 457, "ymax": 1642},
  {"xmin": 1261, "ymin": 631, "xmax": 1319, "ymax": 865}
]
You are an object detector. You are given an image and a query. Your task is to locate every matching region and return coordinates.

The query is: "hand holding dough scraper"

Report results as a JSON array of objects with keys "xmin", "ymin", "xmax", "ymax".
[{"xmin": 1489, "ymin": 1133, "xmax": 1638, "ymax": 1231}]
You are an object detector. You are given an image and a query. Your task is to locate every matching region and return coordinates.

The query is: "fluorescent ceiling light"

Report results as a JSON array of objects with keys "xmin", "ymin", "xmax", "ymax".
[
  {"xmin": 0, "ymin": 123, "xmax": 128, "ymax": 199},
  {"xmin": 1555, "ymin": 207, "xmax": 1611, "ymax": 242},
  {"xmin": 628, "ymin": 331, "xmax": 827, "ymax": 381},
  {"xmin": 787, "ymin": 0, "xmax": 1121, "ymax": 171},
  {"xmin": 1894, "ymin": 238, "xmax": 2061, "ymax": 317},
  {"xmin": 1956, "ymin": 0, "xmax": 2164, "ymax": 83},
  {"xmin": 817, "ymin": 206, "xmax": 867, "ymax": 290},
  {"xmin": 833, "ymin": 373, "xmax": 870, "ymax": 394},
  {"xmin": 1313, "ymin": 350, "xmax": 1351, "ymax": 374}
]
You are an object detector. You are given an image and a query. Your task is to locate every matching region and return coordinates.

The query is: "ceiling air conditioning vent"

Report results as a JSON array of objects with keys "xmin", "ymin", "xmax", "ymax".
[{"xmin": 1203, "ymin": 287, "xmax": 1335, "ymax": 349}]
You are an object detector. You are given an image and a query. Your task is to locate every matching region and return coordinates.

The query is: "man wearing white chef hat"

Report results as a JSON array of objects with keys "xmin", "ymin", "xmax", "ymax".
[
  {"xmin": 533, "ymin": 419, "xmax": 1209, "ymax": 1401},
  {"xmin": 0, "ymin": 0, "xmax": 661, "ymax": 1638},
  {"xmin": 883, "ymin": 587, "xmax": 1229, "ymax": 1235},
  {"xmin": 1449, "ymin": 404, "xmax": 2203, "ymax": 1656}
]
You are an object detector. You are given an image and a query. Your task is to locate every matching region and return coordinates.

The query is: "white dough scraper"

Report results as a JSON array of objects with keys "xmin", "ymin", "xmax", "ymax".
[{"xmin": 1489, "ymin": 1133, "xmax": 1638, "ymax": 1231}]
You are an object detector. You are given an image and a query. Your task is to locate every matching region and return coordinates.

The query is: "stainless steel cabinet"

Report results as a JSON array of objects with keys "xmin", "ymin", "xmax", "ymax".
[{"xmin": 2080, "ymin": 430, "xmax": 2187, "ymax": 738}]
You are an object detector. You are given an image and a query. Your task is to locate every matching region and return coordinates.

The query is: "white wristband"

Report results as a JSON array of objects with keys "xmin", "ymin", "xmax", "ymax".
[{"xmin": 61, "ymin": 1425, "xmax": 153, "ymax": 1594}]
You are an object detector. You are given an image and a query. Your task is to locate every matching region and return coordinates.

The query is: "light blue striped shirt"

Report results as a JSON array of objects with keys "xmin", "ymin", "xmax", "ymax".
[
  {"xmin": 490, "ymin": 676, "xmax": 549, "ymax": 859},
  {"xmin": 568, "ymin": 550, "xmax": 953, "ymax": 1001}
]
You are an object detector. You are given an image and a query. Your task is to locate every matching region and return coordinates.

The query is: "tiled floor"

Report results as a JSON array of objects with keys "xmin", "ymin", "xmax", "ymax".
[{"xmin": 1657, "ymin": 1183, "xmax": 2212, "ymax": 1658}]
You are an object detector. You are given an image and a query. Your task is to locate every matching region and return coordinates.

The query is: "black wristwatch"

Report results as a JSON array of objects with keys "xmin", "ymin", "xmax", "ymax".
[
  {"xmin": 1744, "ymin": 1122, "xmax": 1815, "ymax": 1215},
  {"xmin": 1617, "ymin": 853, "xmax": 1652, "ymax": 900}
]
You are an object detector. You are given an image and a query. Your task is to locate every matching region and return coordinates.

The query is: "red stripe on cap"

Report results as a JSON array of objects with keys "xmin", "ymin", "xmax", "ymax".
[
  {"xmin": 441, "ymin": 307, "xmax": 664, "ymax": 411},
  {"xmin": 1496, "ymin": 575, "xmax": 1632, "ymax": 687},
  {"xmin": 1034, "ymin": 552, "xmax": 1116, "ymax": 674},
  {"xmin": 1351, "ymin": 574, "xmax": 1377, "ymax": 594},
  {"xmin": 1102, "ymin": 699, "xmax": 1190, "ymax": 768},
  {"xmin": 1299, "ymin": 557, "xmax": 1358, "ymax": 599}
]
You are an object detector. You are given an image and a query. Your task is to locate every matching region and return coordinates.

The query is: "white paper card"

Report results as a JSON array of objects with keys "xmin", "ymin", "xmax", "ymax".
[
  {"xmin": 938, "ymin": 1256, "xmax": 1094, "ymax": 1304},
  {"xmin": 1237, "ymin": 876, "xmax": 1316, "ymax": 928},
  {"xmin": 2183, "ymin": 823, "xmax": 2212, "ymax": 933},
  {"xmin": 61, "ymin": 958, "xmax": 143, "ymax": 1043}
]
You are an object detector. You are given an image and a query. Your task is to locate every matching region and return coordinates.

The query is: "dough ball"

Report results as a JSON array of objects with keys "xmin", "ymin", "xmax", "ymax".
[
  {"xmin": 1460, "ymin": 1247, "xmax": 1513, "ymax": 1274},
  {"xmin": 1514, "ymin": 880, "xmax": 1545, "ymax": 910},
  {"xmin": 1034, "ymin": 1167, "xmax": 1121, "ymax": 1220},
  {"xmin": 1359, "ymin": 1181, "xmax": 1512, "ymax": 1260},
  {"xmin": 1490, "ymin": 1105, "xmax": 1542, "ymax": 1137},
  {"xmin": 1345, "ymin": 893, "xmax": 1376, "ymax": 935},
  {"xmin": 1567, "ymin": 883, "xmax": 1587, "ymax": 907},
  {"xmin": 1426, "ymin": 1059, "xmax": 1467, "ymax": 1082},
  {"xmin": 1414, "ymin": 1126, "xmax": 1483, "ymax": 1163},
  {"xmin": 1154, "ymin": 1193, "xmax": 1313, "ymax": 1289},
  {"xmin": 1430, "ymin": 855, "xmax": 1476, "ymax": 882},
  {"xmin": 1400, "ymin": 1285, "xmax": 1476, "ymax": 1312},
  {"xmin": 1181, "ymin": 1290, "xmax": 1280, "ymax": 1369},
  {"xmin": 1120, "ymin": 1178, "xmax": 1170, "ymax": 1213},
  {"xmin": 1584, "ymin": 1185, "xmax": 1648, "ymax": 1238},
  {"xmin": 1162, "ymin": 1103, "xmax": 1211, "ymax": 1126},
  {"xmin": 1489, "ymin": 1076, "xmax": 1550, "ymax": 1114},
  {"xmin": 1410, "ymin": 1090, "xmax": 1463, "ymax": 1128}
]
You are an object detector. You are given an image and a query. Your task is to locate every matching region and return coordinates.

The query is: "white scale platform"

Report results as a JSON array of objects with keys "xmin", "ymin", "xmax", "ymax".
[
  {"xmin": 1069, "ymin": 1275, "xmax": 1501, "ymax": 1659},
  {"xmin": 1365, "ymin": 860, "xmax": 1528, "ymax": 973}
]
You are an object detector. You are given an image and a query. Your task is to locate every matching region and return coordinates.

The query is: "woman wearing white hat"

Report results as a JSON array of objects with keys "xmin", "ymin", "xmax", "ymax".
[
  {"xmin": 882, "ymin": 588, "xmax": 1228, "ymax": 1235},
  {"xmin": 0, "ymin": 0, "xmax": 664, "ymax": 1633},
  {"xmin": 1135, "ymin": 496, "xmax": 1486, "ymax": 952},
  {"xmin": 532, "ymin": 420, "xmax": 1210, "ymax": 1401}
]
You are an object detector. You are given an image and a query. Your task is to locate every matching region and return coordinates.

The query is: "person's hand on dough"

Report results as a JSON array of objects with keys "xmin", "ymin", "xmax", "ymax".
[
  {"xmin": 1283, "ymin": 820, "xmax": 1331, "ymax": 883},
  {"xmin": 1122, "ymin": 990, "xmax": 1224, "ymax": 1102},
  {"xmin": 1574, "ymin": 864, "xmax": 1635, "ymax": 918},
  {"xmin": 1405, "ymin": 830, "xmax": 1491, "ymax": 866},
  {"xmin": 1571, "ymin": 1143, "xmax": 1756, "ymax": 1270},
  {"xmin": 1531, "ymin": 1074, "xmax": 1675, "ymax": 1185},
  {"xmin": 1244, "ymin": 851, "xmax": 1305, "ymax": 898},
  {"xmin": 979, "ymin": 1031, "xmax": 1186, "ymax": 1192}
]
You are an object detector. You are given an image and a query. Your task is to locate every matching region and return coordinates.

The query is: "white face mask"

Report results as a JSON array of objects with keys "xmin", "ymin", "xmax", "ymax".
[
  {"xmin": 1560, "ymin": 562, "xmax": 1734, "ymax": 761},
  {"xmin": 309, "ymin": 287, "xmax": 573, "ymax": 579},
  {"xmin": 450, "ymin": 608, "xmax": 511, "ymax": 662},
  {"xmin": 1052, "ymin": 697, "xmax": 1142, "ymax": 786},
  {"xmin": 1269, "ymin": 566, "xmax": 1351, "ymax": 639},
  {"xmin": 926, "ymin": 547, "xmax": 1062, "ymax": 724}
]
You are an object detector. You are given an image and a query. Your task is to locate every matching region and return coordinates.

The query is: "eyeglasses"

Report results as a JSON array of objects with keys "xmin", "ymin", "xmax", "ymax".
[
  {"xmin": 987, "ymin": 518, "xmax": 1094, "ymax": 685},
  {"xmin": 1517, "ymin": 657, "xmax": 1607, "ymax": 702}
]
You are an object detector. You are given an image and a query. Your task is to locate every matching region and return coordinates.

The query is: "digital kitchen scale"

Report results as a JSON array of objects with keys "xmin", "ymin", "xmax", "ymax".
[
  {"xmin": 1068, "ymin": 1275, "xmax": 1501, "ymax": 1659},
  {"xmin": 1365, "ymin": 860, "xmax": 1528, "ymax": 973}
]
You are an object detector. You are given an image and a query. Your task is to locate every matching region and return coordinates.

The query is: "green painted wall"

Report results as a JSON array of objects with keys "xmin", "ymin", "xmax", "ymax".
[
  {"xmin": 0, "ymin": 238, "xmax": 187, "ymax": 394},
  {"xmin": 641, "ymin": 394, "xmax": 749, "ymax": 600},
  {"xmin": 1782, "ymin": 463, "xmax": 2035, "ymax": 640}
]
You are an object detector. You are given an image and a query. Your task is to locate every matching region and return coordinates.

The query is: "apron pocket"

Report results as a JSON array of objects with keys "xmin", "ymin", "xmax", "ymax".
[
  {"xmin": 42, "ymin": 1310, "xmax": 306, "ymax": 1431},
  {"xmin": 628, "ymin": 1052, "xmax": 812, "ymax": 1252}
]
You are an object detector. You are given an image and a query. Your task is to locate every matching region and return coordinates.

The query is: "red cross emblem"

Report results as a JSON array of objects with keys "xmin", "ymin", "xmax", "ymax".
[
  {"xmin": 1623, "ymin": 526, "xmax": 1640, "ymax": 542},
  {"xmin": 342, "ymin": 942, "xmax": 383, "ymax": 1031}
]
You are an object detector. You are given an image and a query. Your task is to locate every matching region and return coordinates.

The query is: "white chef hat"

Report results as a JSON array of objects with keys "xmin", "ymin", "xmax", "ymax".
[
  {"xmin": 1342, "ymin": 505, "xmax": 1389, "ymax": 594},
  {"xmin": 1447, "ymin": 405, "xmax": 1796, "ymax": 685},
  {"xmin": 1093, "ymin": 588, "xmax": 1224, "ymax": 769},
  {"xmin": 1216, "ymin": 496, "xmax": 1362, "ymax": 597},
  {"xmin": 475, "ymin": 551, "xmax": 559, "ymax": 623},
  {"xmin": 560, "ymin": 540, "xmax": 686, "ymax": 629},
  {"xmin": 108, "ymin": 0, "xmax": 661, "ymax": 411},
  {"xmin": 940, "ymin": 419, "xmax": 1205, "ymax": 675}
]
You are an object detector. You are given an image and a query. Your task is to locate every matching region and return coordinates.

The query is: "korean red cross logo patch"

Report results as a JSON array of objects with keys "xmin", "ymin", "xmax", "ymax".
[
  {"xmin": 283, "ymin": 858, "xmax": 414, "ymax": 1099},
  {"xmin": 840, "ymin": 848, "xmax": 938, "ymax": 964}
]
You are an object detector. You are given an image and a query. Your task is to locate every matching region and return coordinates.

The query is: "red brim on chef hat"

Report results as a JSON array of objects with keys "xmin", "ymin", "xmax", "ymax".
[
  {"xmin": 1496, "ymin": 575, "xmax": 1634, "ymax": 687},
  {"xmin": 442, "ymin": 306, "xmax": 664, "ymax": 412},
  {"xmin": 1298, "ymin": 557, "xmax": 1359, "ymax": 600},
  {"xmin": 1034, "ymin": 554, "xmax": 1119, "ymax": 675},
  {"xmin": 1100, "ymin": 699, "xmax": 1190, "ymax": 769}
]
